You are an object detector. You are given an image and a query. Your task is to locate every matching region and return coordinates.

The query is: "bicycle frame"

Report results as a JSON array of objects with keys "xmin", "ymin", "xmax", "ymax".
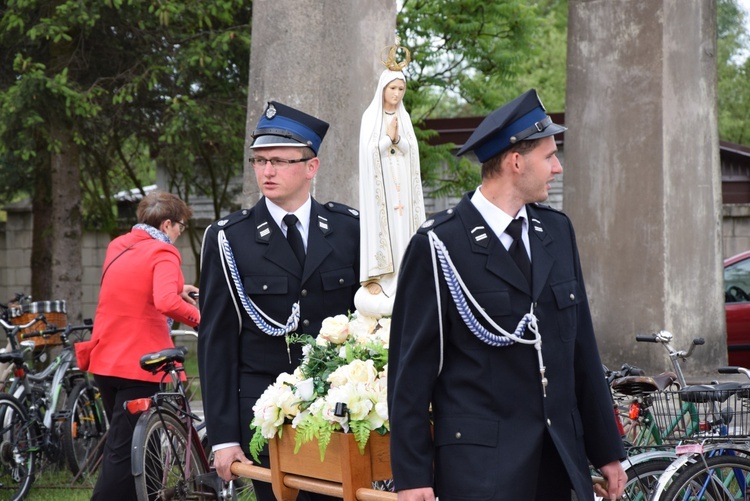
[{"xmin": 127, "ymin": 346, "xmax": 224, "ymax": 499}]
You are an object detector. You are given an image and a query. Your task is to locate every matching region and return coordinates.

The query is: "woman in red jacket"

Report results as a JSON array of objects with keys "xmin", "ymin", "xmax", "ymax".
[{"xmin": 88, "ymin": 191, "xmax": 200, "ymax": 500}]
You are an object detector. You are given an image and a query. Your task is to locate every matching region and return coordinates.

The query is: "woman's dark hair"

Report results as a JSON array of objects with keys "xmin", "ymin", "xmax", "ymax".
[{"xmin": 136, "ymin": 191, "xmax": 192, "ymax": 228}]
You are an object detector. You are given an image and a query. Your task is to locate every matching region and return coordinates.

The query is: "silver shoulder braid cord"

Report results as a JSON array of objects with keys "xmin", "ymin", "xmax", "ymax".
[
  {"xmin": 428, "ymin": 231, "xmax": 548, "ymax": 396},
  {"xmin": 218, "ymin": 230, "xmax": 300, "ymax": 362}
]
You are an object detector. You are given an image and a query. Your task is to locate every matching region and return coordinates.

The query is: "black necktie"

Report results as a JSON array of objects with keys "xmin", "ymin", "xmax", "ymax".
[
  {"xmin": 505, "ymin": 218, "xmax": 531, "ymax": 285},
  {"xmin": 283, "ymin": 214, "xmax": 305, "ymax": 266}
]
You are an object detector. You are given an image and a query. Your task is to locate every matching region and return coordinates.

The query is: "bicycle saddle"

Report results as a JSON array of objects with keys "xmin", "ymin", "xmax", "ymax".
[
  {"xmin": 679, "ymin": 382, "xmax": 742, "ymax": 403},
  {"xmin": 0, "ymin": 350, "xmax": 25, "ymax": 365},
  {"xmin": 611, "ymin": 371, "xmax": 678, "ymax": 395},
  {"xmin": 139, "ymin": 346, "xmax": 188, "ymax": 373}
]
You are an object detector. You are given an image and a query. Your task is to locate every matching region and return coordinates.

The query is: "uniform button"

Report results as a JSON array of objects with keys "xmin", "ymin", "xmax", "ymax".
[
  {"xmin": 302, "ymin": 319, "xmax": 310, "ymax": 327},
  {"xmin": 339, "ymin": 278, "xmax": 345, "ymax": 285},
  {"xmin": 455, "ymin": 432, "xmax": 462, "ymax": 439},
  {"xmin": 301, "ymin": 289, "xmax": 308, "ymax": 297},
  {"xmin": 569, "ymin": 293, "xmax": 575, "ymax": 301},
  {"xmin": 262, "ymin": 285, "xmax": 268, "ymax": 291},
  {"xmin": 547, "ymin": 419, "xmax": 552, "ymax": 426}
]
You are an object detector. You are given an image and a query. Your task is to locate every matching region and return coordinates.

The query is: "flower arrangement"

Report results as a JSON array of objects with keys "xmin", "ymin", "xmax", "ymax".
[{"xmin": 249, "ymin": 311, "xmax": 390, "ymax": 461}]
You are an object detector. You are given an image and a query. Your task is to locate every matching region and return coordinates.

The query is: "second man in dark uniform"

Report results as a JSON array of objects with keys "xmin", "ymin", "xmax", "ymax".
[{"xmin": 198, "ymin": 101, "xmax": 359, "ymax": 500}]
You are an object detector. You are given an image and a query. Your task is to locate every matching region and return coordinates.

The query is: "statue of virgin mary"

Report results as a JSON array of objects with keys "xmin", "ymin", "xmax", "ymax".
[{"xmin": 355, "ymin": 41, "xmax": 425, "ymax": 318}]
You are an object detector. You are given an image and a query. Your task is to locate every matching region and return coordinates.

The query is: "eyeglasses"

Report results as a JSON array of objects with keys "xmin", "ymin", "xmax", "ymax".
[
  {"xmin": 250, "ymin": 157, "xmax": 313, "ymax": 168},
  {"xmin": 176, "ymin": 221, "xmax": 187, "ymax": 233}
]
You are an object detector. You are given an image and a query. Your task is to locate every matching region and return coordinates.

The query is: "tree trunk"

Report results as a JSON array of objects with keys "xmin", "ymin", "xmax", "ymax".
[
  {"xmin": 31, "ymin": 158, "xmax": 53, "ymax": 300},
  {"xmin": 48, "ymin": 116, "xmax": 83, "ymax": 323},
  {"xmin": 46, "ymin": 13, "xmax": 83, "ymax": 322}
]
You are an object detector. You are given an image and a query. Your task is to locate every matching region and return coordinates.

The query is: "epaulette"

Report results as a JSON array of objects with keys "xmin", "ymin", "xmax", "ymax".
[
  {"xmin": 212, "ymin": 208, "xmax": 253, "ymax": 230},
  {"xmin": 323, "ymin": 201, "xmax": 360, "ymax": 219},
  {"xmin": 417, "ymin": 207, "xmax": 457, "ymax": 234}
]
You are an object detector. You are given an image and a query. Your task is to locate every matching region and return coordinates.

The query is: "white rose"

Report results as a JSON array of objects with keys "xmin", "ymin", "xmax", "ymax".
[
  {"xmin": 346, "ymin": 359, "xmax": 377, "ymax": 385},
  {"xmin": 326, "ymin": 384, "xmax": 373, "ymax": 423},
  {"xmin": 319, "ymin": 314, "xmax": 350, "ymax": 344},
  {"xmin": 327, "ymin": 359, "xmax": 377, "ymax": 387},
  {"xmin": 252, "ymin": 385, "xmax": 289, "ymax": 438},
  {"xmin": 376, "ymin": 317, "xmax": 391, "ymax": 334},
  {"xmin": 349, "ymin": 313, "xmax": 379, "ymax": 339},
  {"xmin": 295, "ymin": 377, "xmax": 315, "ymax": 401},
  {"xmin": 368, "ymin": 401, "xmax": 389, "ymax": 430}
]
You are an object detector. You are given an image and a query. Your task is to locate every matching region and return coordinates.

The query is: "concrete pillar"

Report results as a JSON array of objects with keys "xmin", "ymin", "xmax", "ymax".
[
  {"xmin": 244, "ymin": 0, "xmax": 397, "ymax": 208},
  {"xmin": 566, "ymin": 0, "xmax": 724, "ymax": 376}
]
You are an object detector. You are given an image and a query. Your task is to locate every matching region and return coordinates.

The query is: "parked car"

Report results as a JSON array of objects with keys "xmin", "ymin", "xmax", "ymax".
[{"xmin": 725, "ymin": 250, "xmax": 750, "ymax": 367}]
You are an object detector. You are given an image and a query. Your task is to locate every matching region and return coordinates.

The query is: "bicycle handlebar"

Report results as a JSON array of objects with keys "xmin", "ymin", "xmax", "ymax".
[
  {"xmin": 718, "ymin": 366, "xmax": 750, "ymax": 379},
  {"xmin": 0, "ymin": 315, "xmax": 45, "ymax": 332}
]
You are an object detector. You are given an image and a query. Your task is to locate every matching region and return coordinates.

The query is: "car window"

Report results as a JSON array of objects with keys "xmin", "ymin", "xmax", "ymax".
[{"xmin": 725, "ymin": 257, "xmax": 750, "ymax": 303}]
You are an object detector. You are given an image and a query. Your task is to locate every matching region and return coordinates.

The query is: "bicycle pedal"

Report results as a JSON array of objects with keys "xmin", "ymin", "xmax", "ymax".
[{"xmin": 53, "ymin": 410, "xmax": 72, "ymax": 421}]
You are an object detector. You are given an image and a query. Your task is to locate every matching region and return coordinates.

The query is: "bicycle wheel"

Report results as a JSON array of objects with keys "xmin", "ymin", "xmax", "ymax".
[
  {"xmin": 0, "ymin": 393, "xmax": 39, "ymax": 501},
  {"xmin": 660, "ymin": 454, "xmax": 750, "ymax": 500},
  {"xmin": 62, "ymin": 379, "xmax": 109, "ymax": 475},
  {"xmin": 132, "ymin": 409, "xmax": 208, "ymax": 501},
  {"xmin": 621, "ymin": 459, "xmax": 673, "ymax": 501}
]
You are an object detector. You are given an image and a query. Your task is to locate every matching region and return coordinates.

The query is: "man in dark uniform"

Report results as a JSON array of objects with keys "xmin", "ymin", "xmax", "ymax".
[
  {"xmin": 387, "ymin": 89, "xmax": 626, "ymax": 501},
  {"xmin": 198, "ymin": 101, "xmax": 359, "ymax": 500}
]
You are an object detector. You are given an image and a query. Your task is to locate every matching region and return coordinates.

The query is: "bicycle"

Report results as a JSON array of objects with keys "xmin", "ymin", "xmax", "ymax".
[
  {"xmin": 126, "ymin": 340, "xmax": 244, "ymax": 500},
  {"xmin": 610, "ymin": 331, "xmax": 706, "ymax": 448},
  {"xmin": 0, "ymin": 317, "xmax": 109, "ymax": 478},
  {"xmin": 596, "ymin": 331, "xmax": 707, "ymax": 500},
  {"xmin": 649, "ymin": 365, "xmax": 750, "ymax": 500}
]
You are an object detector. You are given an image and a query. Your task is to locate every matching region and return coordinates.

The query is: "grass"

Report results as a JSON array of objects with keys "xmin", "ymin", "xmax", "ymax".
[{"xmin": 25, "ymin": 466, "xmax": 95, "ymax": 500}]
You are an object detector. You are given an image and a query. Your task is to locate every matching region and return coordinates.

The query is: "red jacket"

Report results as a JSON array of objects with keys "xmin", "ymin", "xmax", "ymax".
[{"xmin": 88, "ymin": 229, "xmax": 200, "ymax": 382}]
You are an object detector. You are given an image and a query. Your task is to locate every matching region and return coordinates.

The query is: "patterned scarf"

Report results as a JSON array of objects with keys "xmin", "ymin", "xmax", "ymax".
[{"xmin": 133, "ymin": 223, "xmax": 173, "ymax": 245}]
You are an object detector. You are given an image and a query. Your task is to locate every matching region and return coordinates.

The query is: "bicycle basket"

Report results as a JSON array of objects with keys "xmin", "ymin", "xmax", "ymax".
[
  {"xmin": 649, "ymin": 384, "xmax": 750, "ymax": 442},
  {"xmin": 9, "ymin": 300, "xmax": 67, "ymax": 349}
]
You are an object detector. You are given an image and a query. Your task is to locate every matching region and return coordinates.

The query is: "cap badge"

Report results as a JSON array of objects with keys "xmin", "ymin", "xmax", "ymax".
[{"xmin": 265, "ymin": 104, "xmax": 277, "ymax": 119}]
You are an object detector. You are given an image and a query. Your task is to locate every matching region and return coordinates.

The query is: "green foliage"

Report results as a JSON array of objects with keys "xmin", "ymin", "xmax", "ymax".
[
  {"xmin": 349, "ymin": 419, "xmax": 372, "ymax": 455},
  {"xmin": 293, "ymin": 413, "xmax": 336, "ymax": 461},
  {"xmin": 0, "ymin": 0, "xmax": 251, "ymax": 235},
  {"xmin": 398, "ymin": 0, "xmax": 561, "ymax": 196},
  {"xmin": 717, "ymin": 0, "xmax": 750, "ymax": 146},
  {"xmin": 249, "ymin": 424, "xmax": 268, "ymax": 463}
]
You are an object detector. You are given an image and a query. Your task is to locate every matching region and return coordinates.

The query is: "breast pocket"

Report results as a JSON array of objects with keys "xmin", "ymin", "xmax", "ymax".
[
  {"xmin": 551, "ymin": 279, "xmax": 580, "ymax": 342},
  {"xmin": 243, "ymin": 275, "xmax": 288, "ymax": 295},
  {"xmin": 320, "ymin": 267, "xmax": 356, "ymax": 291}
]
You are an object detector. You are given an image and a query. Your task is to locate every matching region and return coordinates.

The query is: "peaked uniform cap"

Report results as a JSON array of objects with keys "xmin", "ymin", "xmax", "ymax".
[
  {"xmin": 251, "ymin": 101, "xmax": 330, "ymax": 155},
  {"xmin": 457, "ymin": 89, "xmax": 567, "ymax": 162}
]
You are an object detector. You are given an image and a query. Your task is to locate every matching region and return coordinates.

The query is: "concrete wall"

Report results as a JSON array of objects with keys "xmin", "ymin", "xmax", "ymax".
[{"xmin": 566, "ymin": 0, "xmax": 723, "ymax": 376}]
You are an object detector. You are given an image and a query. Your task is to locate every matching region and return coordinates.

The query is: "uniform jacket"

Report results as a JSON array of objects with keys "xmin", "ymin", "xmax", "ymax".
[
  {"xmin": 387, "ymin": 194, "xmax": 625, "ymax": 501},
  {"xmin": 198, "ymin": 197, "xmax": 359, "ymax": 451},
  {"xmin": 88, "ymin": 229, "xmax": 200, "ymax": 383}
]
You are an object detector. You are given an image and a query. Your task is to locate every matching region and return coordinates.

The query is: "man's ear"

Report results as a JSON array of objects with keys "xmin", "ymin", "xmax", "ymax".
[
  {"xmin": 507, "ymin": 151, "xmax": 523, "ymax": 174},
  {"xmin": 306, "ymin": 157, "xmax": 320, "ymax": 179}
]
